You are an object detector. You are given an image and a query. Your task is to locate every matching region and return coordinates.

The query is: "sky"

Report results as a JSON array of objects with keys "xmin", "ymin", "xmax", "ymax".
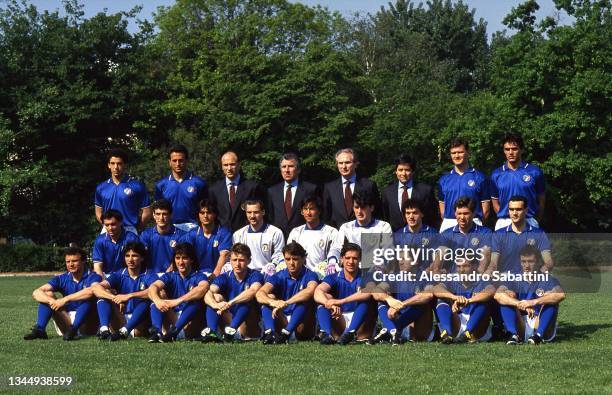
[{"xmin": 24, "ymin": 0, "xmax": 570, "ymax": 38}]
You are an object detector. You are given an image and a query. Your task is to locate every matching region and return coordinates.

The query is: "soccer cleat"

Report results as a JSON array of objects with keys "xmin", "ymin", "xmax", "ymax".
[
  {"xmin": 274, "ymin": 330, "xmax": 290, "ymax": 344},
  {"xmin": 391, "ymin": 332, "xmax": 403, "ymax": 346},
  {"xmin": 440, "ymin": 330, "xmax": 454, "ymax": 345},
  {"xmin": 201, "ymin": 328, "xmax": 223, "ymax": 344},
  {"xmin": 98, "ymin": 329, "xmax": 112, "ymax": 341},
  {"xmin": 338, "ymin": 330, "xmax": 356, "ymax": 345},
  {"xmin": 319, "ymin": 332, "xmax": 336, "ymax": 345},
  {"xmin": 111, "ymin": 328, "xmax": 129, "ymax": 341},
  {"xmin": 261, "ymin": 330, "xmax": 275, "ymax": 345},
  {"xmin": 148, "ymin": 327, "xmax": 162, "ymax": 343},
  {"xmin": 223, "ymin": 327, "xmax": 237, "ymax": 343},
  {"xmin": 161, "ymin": 325, "xmax": 178, "ymax": 343},
  {"xmin": 63, "ymin": 327, "xmax": 79, "ymax": 341},
  {"xmin": 371, "ymin": 328, "xmax": 392, "ymax": 344},
  {"xmin": 506, "ymin": 334, "xmax": 520, "ymax": 345},
  {"xmin": 464, "ymin": 330, "xmax": 477, "ymax": 344},
  {"xmin": 23, "ymin": 326, "xmax": 48, "ymax": 340},
  {"xmin": 528, "ymin": 333, "xmax": 543, "ymax": 345}
]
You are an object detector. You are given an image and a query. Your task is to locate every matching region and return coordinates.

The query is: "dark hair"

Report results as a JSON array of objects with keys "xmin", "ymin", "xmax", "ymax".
[
  {"xmin": 230, "ymin": 243, "xmax": 252, "ymax": 260},
  {"xmin": 198, "ymin": 199, "xmax": 219, "ymax": 215},
  {"xmin": 102, "ymin": 209, "xmax": 123, "ymax": 222},
  {"xmin": 353, "ymin": 191, "xmax": 375, "ymax": 208},
  {"xmin": 519, "ymin": 245, "xmax": 542, "ymax": 267},
  {"xmin": 395, "ymin": 154, "xmax": 417, "ymax": 171},
  {"xmin": 341, "ymin": 242, "xmax": 362, "ymax": 259},
  {"xmin": 152, "ymin": 199, "xmax": 173, "ymax": 214},
  {"xmin": 106, "ymin": 148, "xmax": 129, "ymax": 164},
  {"xmin": 168, "ymin": 143, "xmax": 189, "ymax": 159},
  {"xmin": 123, "ymin": 242, "xmax": 148, "ymax": 273},
  {"xmin": 401, "ymin": 198, "xmax": 424, "ymax": 214},
  {"xmin": 279, "ymin": 152, "xmax": 300, "ymax": 169},
  {"xmin": 64, "ymin": 246, "xmax": 87, "ymax": 261},
  {"xmin": 300, "ymin": 195, "xmax": 322, "ymax": 211},
  {"xmin": 509, "ymin": 195, "xmax": 528, "ymax": 208},
  {"xmin": 171, "ymin": 243, "xmax": 199, "ymax": 272},
  {"xmin": 454, "ymin": 197, "xmax": 476, "ymax": 212},
  {"xmin": 242, "ymin": 199, "xmax": 265, "ymax": 211},
  {"xmin": 503, "ymin": 133, "xmax": 524, "ymax": 149},
  {"xmin": 282, "ymin": 241, "xmax": 307, "ymax": 258},
  {"xmin": 450, "ymin": 138, "xmax": 469, "ymax": 151}
]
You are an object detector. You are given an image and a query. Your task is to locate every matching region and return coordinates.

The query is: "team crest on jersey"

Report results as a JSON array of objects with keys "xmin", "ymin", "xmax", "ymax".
[
  {"xmin": 213, "ymin": 240, "xmax": 219, "ymax": 248},
  {"xmin": 187, "ymin": 186, "xmax": 195, "ymax": 193},
  {"xmin": 262, "ymin": 243, "xmax": 269, "ymax": 252},
  {"xmin": 170, "ymin": 240, "xmax": 177, "ymax": 248},
  {"xmin": 189, "ymin": 285, "xmax": 194, "ymax": 291},
  {"xmin": 421, "ymin": 237, "xmax": 430, "ymax": 246},
  {"xmin": 523, "ymin": 175, "xmax": 531, "ymax": 183},
  {"xmin": 318, "ymin": 239, "xmax": 325, "ymax": 248},
  {"xmin": 527, "ymin": 238, "xmax": 536, "ymax": 246},
  {"xmin": 140, "ymin": 282, "xmax": 146, "ymax": 290},
  {"xmin": 471, "ymin": 237, "xmax": 480, "ymax": 246},
  {"xmin": 467, "ymin": 179, "xmax": 476, "ymax": 187},
  {"xmin": 536, "ymin": 288, "xmax": 544, "ymax": 297},
  {"xmin": 123, "ymin": 187, "xmax": 133, "ymax": 196}
]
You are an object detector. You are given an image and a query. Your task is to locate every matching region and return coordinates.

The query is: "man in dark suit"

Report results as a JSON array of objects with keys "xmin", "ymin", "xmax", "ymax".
[
  {"xmin": 267, "ymin": 153, "xmax": 319, "ymax": 237},
  {"xmin": 208, "ymin": 151, "xmax": 265, "ymax": 232},
  {"xmin": 382, "ymin": 154, "xmax": 439, "ymax": 231},
  {"xmin": 323, "ymin": 148, "xmax": 380, "ymax": 228}
]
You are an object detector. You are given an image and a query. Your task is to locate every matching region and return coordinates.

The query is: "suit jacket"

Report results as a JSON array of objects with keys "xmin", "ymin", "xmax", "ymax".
[
  {"xmin": 382, "ymin": 181, "xmax": 439, "ymax": 231},
  {"xmin": 267, "ymin": 180, "xmax": 319, "ymax": 237},
  {"xmin": 208, "ymin": 176, "xmax": 265, "ymax": 232},
  {"xmin": 323, "ymin": 176, "xmax": 380, "ymax": 228}
]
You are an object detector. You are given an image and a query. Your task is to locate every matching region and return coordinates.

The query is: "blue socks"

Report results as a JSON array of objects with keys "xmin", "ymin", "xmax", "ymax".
[
  {"xmin": 285, "ymin": 303, "xmax": 306, "ymax": 333},
  {"xmin": 125, "ymin": 302, "xmax": 150, "ymax": 333},
  {"xmin": 436, "ymin": 302, "xmax": 453, "ymax": 334},
  {"xmin": 206, "ymin": 306, "xmax": 220, "ymax": 332},
  {"xmin": 35, "ymin": 303, "xmax": 54, "ymax": 330},
  {"xmin": 465, "ymin": 303, "xmax": 488, "ymax": 333},
  {"xmin": 174, "ymin": 302, "xmax": 201, "ymax": 333},
  {"xmin": 261, "ymin": 305, "xmax": 275, "ymax": 333},
  {"xmin": 345, "ymin": 302, "xmax": 369, "ymax": 333},
  {"xmin": 500, "ymin": 304, "xmax": 519, "ymax": 335},
  {"xmin": 96, "ymin": 299, "xmax": 112, "ymax": 328},
  {"xmin": 317, "ymin": 305, "xmax": 333, "ymax": 335},
  {"xmin": 536, "ymin": 304, "xmax": 558, "ymax": 337}
]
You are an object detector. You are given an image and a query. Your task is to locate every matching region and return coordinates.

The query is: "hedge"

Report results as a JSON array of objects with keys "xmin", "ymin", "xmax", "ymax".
[{"xmin": 0, "ymin": 244, "xmax": 65, "ymax": 272}]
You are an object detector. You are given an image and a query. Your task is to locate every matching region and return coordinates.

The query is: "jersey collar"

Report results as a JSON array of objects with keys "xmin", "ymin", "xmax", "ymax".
[
  {"xmin": 355, "ymin": 218, "xmax": 376, "ymax": 228},
  {"xmin": 504, "ymin": 223, "xmax": 534, "ymax": 234},
  {"xmin": 452, "ymin": 223, "xmax": 477, "ymax": 234},
  {"xmin": 305, "ymin": 222, "xmax": 324, "ymax": 231},
  {"xmin": 168, "ymin": 171, "xmax": 193, "ymax": 182},
  {"xmin": 248, "ymin": 223, "xmax": 268, "ymax": 233},
  {"xmin": 502, "ymin": 162, "xmax": 528, "ymax": 171},
  {"xmin": 450, "ymin": 166, "xmax": 475, "ymax": 175}
]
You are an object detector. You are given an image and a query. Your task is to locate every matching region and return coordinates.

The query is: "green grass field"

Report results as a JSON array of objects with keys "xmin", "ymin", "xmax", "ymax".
[{"xmin": 1, "ymin": 276, "xmax": 611, "ymax": 394}]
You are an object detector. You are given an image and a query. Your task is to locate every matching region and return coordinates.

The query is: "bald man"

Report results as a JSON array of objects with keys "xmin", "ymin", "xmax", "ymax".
[{"xmin": 208, "ymin": 151, "xmax": 265, "ymax": 231}]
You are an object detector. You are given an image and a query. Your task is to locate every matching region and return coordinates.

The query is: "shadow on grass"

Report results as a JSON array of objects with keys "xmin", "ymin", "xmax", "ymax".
[{"xmin": 556, "ymin": 321, "xmax": 612, "ymax": 341}]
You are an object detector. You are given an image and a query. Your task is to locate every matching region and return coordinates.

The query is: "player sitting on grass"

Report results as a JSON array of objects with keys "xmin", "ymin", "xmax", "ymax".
[
  {"xmin": 314, "ymin": 243, "xmax": 376, "ymax": 345},
  {"xmin": 24, "ymin": 246, "xmax": 101, "ymax": 341},
  {"xmin": 433, "ymin": 258, "xmax": 495, "ymax": 344},
  {"xmin": 202, "ymin": 243, "xmax": 263, "ymax": 343},
  {"xmin": 371, "ymin": 247, "xmax": 434, "ymax": 344},
  {"xmin": 494, "ymin": 245, "xmax": 565, "ymax": 345},
  {"xmin": 148, "ymin": 243, "xmax": 209, "ymax": 342},
  {"xmin": 92, "ymin": 242, "xmax": 156, "ymax": 341},
  {"xmin": 255, "ymin": 241, "xmax": 318, "ymax": 344}
]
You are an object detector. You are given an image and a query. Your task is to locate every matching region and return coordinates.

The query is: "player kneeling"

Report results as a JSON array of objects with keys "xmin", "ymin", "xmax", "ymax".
[
  {"xmin": 92, "ymin": 242, "xmax": 156, "ymax": 341},
  {"xmin": 148, "ymin": 243, "xmax": 209, "ymax": 342},
  {"xmin": 202, "ymin": 243, "xmax": 263, "ymax": 343},
  {"xmin": 314, "ymin": 243, "xmax": 376, "ymax": 345},
  {"xmin": 24, "ymin": 247, "xmax": 100, "ymax": 341},
  {"xmin": 372, "ymin": 247, "xmax": 434, "ymax": 345},
  {"xmin": 495, "ymin": 245, "xmax": 565, "ymax": 345},
  {"xmin": 256, "ymin": 242, "xmax": 318, "ymax": 344},
  {"xmin": 433, "ymin": 259, "xmax": 495, "ymax": 344}
]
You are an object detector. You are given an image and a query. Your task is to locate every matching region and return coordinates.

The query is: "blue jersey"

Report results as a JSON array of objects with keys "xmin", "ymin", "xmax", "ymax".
[
  {"xmin": 182, "ymin": 225, "xmax": 232, "ymax": 273},
  {"xmin": 440, "ymin": 224, "xmax": 492, "ymax": 272},
  {"xmin": 490, "ymin": 162, "xmax": 545, "ymax": 218},
  {"xmin": 92, "ymin": 230, "xmax": 140, "ymax": 273},
  {"xmin": 94, "ymin": 176, "xmax": 150, "ymax": 227},
  {"xmin": 156, "ymin": 270, "xmax": 209, "ymax": 311},
  {"xmin": 504, "ymin": 275, "xmax": 561, "ymax": 304},
  {"xmin": 212, "ymin": 269, "xmax": 263, "ymax": 313},
  {"xmin": 140, "ymin": 226, "xmax": 186, "ymax": 273},
  {"xmin": 443, "ymin": 280, "xmax": 492, "ymax": 315},
  {"xmin": 322, "ymin": 270, "xmax": 363, "ymax": 313},
  {"xmin": 438, "ymin": 167, "xmax": 490, "ymax": 219},
  {"xmin": 47, "ymin": 270, "xmax": 102, "ymax": 311},
  {"xmin": 393, "ymin": 272, "xmax": 431, "ymax": 301},
  {"xmin": 154, "ymin": 172, "xmax": 207, "ymax": 224},
  {"xmin": 394, "ymin": 225, "xmax": 440, "ymax": 270},
  {"xmin": 106, "ymin": 268, "xmax": 156, "ymax": 313},
  {"xmin": 267, "ymin": 267, "xmax": 318, "ymax": 315},
  {"xmin": 492, "ymin": 225, "xmax": 551, "ymax": 274}
]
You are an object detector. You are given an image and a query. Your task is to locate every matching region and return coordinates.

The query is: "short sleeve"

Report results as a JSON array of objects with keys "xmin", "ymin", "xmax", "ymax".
[
  {"xmin": 322, "ymin": 274, "xmax": 336, "ymax": 289},
  {"xmin": 305, "ymin": 270, "xmax": 319, "ymax": 284},
  {"xmin": 94, "ymin": 185, "xmax": 103, "ymax": 207},
  {"xmin": 106, "ymin": 272, "xmax": 120, "ymax": 289},
  {"xmin": 534, "ymin": 168, "xmax": 545, "ymax": 195},
  {"xmin": 92, "ymin": 238, "xmax": 104, "ymax": 263},
  {"xmin": 267, "ymin": 272, "xmax": 281, "ymax": 290},
  {"xmin": 437, "ymin": 176, "xmax": 445, "ymax": 202},
  {"xmin": 86, "ymin": 273, "xmax": 103, "ymax": 287},
  {"xmin": 159, "ymin": 272, "xmax": 172, "ymax": 288},
  {"xmin": 138, "ymin": 181, "xmax": 151, "ymax": 209},
  {"xmin": 154, "ymin": 181, "xmax": 164, "ymax": 202},
  {"xmin": 249, "ymin": 271, "xmax": 264, "ymax": 286},
  {"xmin": 212, "ymin": 273, "xmax": 228, "ymax": 292},
  {"xmin": 47, "ymin": 275, "xmax": 62, "ymax": 291},
  {"xmin": 490, "ymin": 172, "xmax": 499, "ymax": 199},
  {"xmin": 538, "ymin": 231, "xmax": 552, "ymax": 251},
  {"xmin": 218, "ymin": 227, "xmax": 232, "ymax": 251},
  {"xmin": 479, "ymin": 175, "xmax": 491, "ymax": 202}
]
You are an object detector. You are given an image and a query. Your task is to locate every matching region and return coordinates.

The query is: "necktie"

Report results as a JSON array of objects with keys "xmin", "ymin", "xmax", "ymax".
[
  {"xmin": 285, "ymin": 185, "xmax": 293, "ymax": 219},
  {"xmin": 402, "ymin": 185, "xmax": 409, "ymax": 204},
  {"xmin": 229, "ymin": 183, "xmax": 236, "ymax": 208},
  {"xmin": 344, "ymin": 180, "xmax": 353, "ymax": 217}
]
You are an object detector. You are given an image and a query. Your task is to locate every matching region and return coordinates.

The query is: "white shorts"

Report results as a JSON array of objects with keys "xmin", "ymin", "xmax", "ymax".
[
  {"xmin": 437, "ymin": 312, "xmax": 492, "ymax": 343},
  {"xmin": 523, "ymin": 314, "xmax": 557, "ymax": 343},
  {"xmin": 342, "ymin": 311, "xmax": 354, "ymax": 329},
  {"xmin": 174, "ymin": 222, "xmax": 198, "ymax": 232},
  {"xmin": 495, "ymin": 217, "xmax": 539, "ymax": 230},
  {"xmin": 400, "ymin": 325, "xmax": 436, "ymax": 342},
  {"xmin": 53, "ymin": 310, "xmax": 77, "ymax": 336},
  {"xmin": 439, "ymin": 218, "xmax": 483, "ymax": 233},
  {"xmin": 100, "ymin": 225, "xmax": 138, "ymax": 235}
]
